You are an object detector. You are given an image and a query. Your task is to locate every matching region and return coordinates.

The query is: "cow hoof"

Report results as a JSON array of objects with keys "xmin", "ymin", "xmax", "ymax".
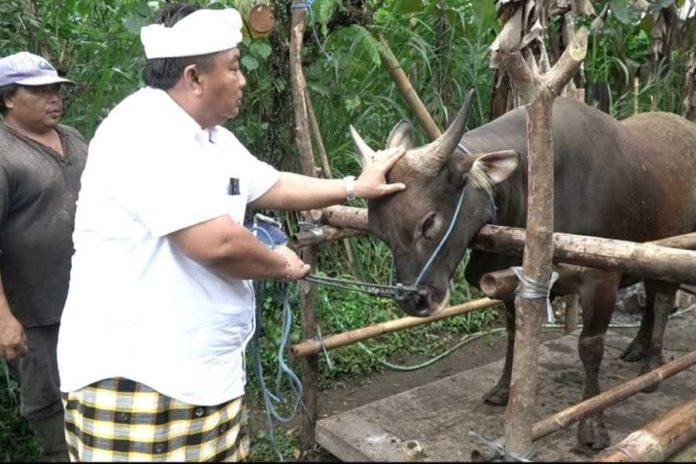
[
  {"xmin": 620, "ymin": 341, "xmax": 648, "ymax": 362},
  {"xmin": 482, "ymin": 385, "xmax": 509, "ymax": 405},
  {"xmin": 639, "ymin": 357, "xmax": 664, "ymax": 392},
  {"xmin": 577, "ymin": 417, "xmax": 610, "ymax": 450}
]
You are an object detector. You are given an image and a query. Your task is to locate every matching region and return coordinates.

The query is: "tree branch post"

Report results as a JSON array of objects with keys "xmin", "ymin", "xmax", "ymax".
[
  {"xmin": 289, "ymin": 0, "xmax": 319, "ymax": 453},
  {"xmin": 502, "ymin": 26, "xmax": 587, "ymax": 458}
]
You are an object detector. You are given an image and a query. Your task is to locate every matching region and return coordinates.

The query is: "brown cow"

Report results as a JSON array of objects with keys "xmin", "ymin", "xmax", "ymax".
[{"xmin": 353, "ymin": 98, "xmax": 696, "ymax": 449}]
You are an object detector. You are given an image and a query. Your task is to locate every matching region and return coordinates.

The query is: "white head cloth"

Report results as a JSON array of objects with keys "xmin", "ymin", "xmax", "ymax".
[{"xmin": 140, "ymin": 8, "xmax": 243, "ymax": 59}]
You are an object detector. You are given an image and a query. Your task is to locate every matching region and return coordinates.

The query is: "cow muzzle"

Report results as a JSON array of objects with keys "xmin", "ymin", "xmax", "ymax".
[{"xmin": 401, "ymin": 286, "xmax": 450, "ymax": 317}]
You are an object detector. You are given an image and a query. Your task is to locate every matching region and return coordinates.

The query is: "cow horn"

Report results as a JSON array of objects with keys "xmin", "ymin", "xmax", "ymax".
[
  {"xmin": 408, "ymin": 93, "xmax": 473, "ymax": 176},
  {"xmin": 350, "ymin": 125, "xmax": 377, "ymax": 167}
]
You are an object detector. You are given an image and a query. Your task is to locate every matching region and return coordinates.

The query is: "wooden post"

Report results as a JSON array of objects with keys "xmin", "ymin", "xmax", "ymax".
[
  {"xmin": 594, "ymin": 394, "xmax": 696, "ymax": 462},
  {"xmin": 477, "ymin": 231, "xmax": 696, "ymax": 299},
  {"xmin": 291, "ymin": 226, "xmax": 363, "ymax": 248},
  {"xmin": 289, "ymin": 0, "xmax": 319, "ymax": 452},
  {"xmin": 500, "ymin": 27, "xmax": 588, "ymax": 458},
  {"xmin": 473, "ymin": 226, "xmax": 696, "ymax": 286}
]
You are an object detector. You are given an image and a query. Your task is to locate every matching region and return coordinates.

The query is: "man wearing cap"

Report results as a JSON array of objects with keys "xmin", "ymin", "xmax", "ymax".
[
  {"xmin": 0, "ymin": 51, "xmax": 86, "ymax": 462},
  {"xmin": 56, "ymin": 3, "xmax": 405, "ymax": 462}
]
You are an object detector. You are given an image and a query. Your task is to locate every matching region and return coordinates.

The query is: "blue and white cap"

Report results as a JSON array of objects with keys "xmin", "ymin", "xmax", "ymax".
[{"xmin": 0, "ymin": 52, "xmax": 75, "ymax": 87}]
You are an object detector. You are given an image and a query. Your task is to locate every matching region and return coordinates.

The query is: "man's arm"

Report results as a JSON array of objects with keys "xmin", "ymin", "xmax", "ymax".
[
  {"xmin": 0, "ymin": 268, "xmax": 27, "ymax": 361},
  {"xmin": 251, "ymin": 146, "xmax": 406, "ymax": 210},
  {"xmin": 169, "ymin": 215, "xmax": 310, "ymax": 281}
]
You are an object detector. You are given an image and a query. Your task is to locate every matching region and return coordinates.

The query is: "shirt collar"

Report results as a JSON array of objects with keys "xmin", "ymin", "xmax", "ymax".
[{"xmin": 145, "ymin": 87, "xmax": 220, "ymax": 145}]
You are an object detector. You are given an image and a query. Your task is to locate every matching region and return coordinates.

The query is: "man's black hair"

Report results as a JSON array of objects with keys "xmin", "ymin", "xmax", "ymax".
[
  {"xmin": 0, "ymin": 84, "xmax": 19, "ymax": 115},
  {"xmin": 143, "ymin": 3, "xmax": 218, "ymax": 90}
]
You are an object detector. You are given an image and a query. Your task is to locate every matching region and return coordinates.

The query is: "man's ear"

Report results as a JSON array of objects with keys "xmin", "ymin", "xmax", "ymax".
[
  {"xmin": 3, "ymin": 94, "xmax": 15, "ymax": 111},
  {"xmin": 182, "ymin": 65, "xmax": 203, "ymax": 94}
]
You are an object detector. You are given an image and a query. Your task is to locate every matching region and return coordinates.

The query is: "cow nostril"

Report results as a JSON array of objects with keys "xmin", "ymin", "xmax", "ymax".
[{"xmin": 413, "ymin": 291, "xmax": 432, "ymax": 317}]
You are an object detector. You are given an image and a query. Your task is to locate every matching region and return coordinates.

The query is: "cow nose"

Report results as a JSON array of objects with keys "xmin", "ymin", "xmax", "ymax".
[{"xmin": 401, "ymin": 288, "xmax": 434, "ymax": 317}]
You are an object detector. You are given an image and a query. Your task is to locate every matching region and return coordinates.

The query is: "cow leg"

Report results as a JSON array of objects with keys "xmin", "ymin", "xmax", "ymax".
[
  {"xmin": 639, "ymin": 280, "xmax": 677, "ymax": 390},
  {"xmin": 482, "ymin": 298, "xmax": 514, "ymax": 405},
  {"xmin": 619, "ymin": 285, "xmax": 653, "ymax": 363},
  {"xmin": 576, "ymin": 270, "xmax": 619, "ymax": 451}
]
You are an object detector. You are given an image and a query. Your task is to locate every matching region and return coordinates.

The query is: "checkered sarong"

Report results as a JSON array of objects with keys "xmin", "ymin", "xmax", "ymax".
[{"xmin": 62, "ymin": 378, "xmax": 250, "ymax": 462}]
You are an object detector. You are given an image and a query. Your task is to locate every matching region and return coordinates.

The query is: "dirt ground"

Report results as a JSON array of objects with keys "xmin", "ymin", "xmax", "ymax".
[{"xmin": 250, "ymin": 287, "xmax": 696, "ymax": 461}]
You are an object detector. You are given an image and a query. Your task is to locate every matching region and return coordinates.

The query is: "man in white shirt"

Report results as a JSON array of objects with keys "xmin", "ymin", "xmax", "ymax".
[{"xmin": 57, "ymin": 3, "xmax": 405, "ymax": 462}]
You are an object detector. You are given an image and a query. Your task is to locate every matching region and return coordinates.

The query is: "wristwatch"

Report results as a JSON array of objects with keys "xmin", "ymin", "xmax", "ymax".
[{"xmin": 344, "ymin": 176, "xmax": 356, "ymax": 201}]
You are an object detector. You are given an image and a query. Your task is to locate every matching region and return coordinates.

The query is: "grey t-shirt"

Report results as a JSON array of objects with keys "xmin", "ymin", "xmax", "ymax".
[{"xmin": 0, "ymin": 122, "xmax": 87, "ymax": 327}]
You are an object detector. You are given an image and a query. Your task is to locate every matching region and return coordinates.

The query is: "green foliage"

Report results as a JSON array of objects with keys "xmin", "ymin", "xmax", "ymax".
[
  {"xmin": 0, "ymin": 362, "xmax": 40, "ymax": 462},
  {"xmin": 0, "ymin": 0, "xmax": 692, "ymax": 461},
  {"xmin": 583, "ymin": 0, "xmax": 692, "ymax": 118}
]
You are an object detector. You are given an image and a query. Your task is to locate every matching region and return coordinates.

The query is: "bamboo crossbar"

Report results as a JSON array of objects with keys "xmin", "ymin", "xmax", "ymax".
[
  {"xmin": 532, "ymin": 349, "xmax": 696, "ymax": 441},
  {"xmin": 290, "ymin": 297, "xmax": 501, "ymax": 358},
  {"xmin": 594, "ymin": 395, "xmax": 696, "ymax": 462}
]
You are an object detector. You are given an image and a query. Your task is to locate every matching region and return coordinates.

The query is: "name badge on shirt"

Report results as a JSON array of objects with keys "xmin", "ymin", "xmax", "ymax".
[{"xmin": 228, "ymin": 178, "xmax": 240, "ymax": 195}]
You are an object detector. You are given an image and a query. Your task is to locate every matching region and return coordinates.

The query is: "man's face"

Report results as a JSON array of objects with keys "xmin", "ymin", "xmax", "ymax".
[
  {"xmin": 200, "ymin": 48, "xmax": 247, "ymax": 125},
  {"xmin": 4, "ymin": 84, "xmax": 64, "ymax": 131}
]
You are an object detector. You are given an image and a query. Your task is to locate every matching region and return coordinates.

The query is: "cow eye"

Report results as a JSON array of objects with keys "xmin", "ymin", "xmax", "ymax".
[{"xmin": 418, "ymin": 212, "xmax": 437, "ymax": 240}]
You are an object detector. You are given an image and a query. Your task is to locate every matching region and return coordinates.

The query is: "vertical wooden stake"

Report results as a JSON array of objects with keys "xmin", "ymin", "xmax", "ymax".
[
  {"xmin": 504, "ymin": 90, "xmax": 556, "ymax": 457},
  {"xmin": 289, "ymin": 0, "xmax": 319, "ymax": 453},
  {"xmin": 500, "ymin": 27, "xmax": 587, "ymax": 457}
]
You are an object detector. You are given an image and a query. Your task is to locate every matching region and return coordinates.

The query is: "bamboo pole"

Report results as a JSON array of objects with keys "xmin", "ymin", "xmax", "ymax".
[
  {"xmin": 378, "ymin": 36, "xmax": 442, "ymax": 141},
  {"xmin": 532, "ymin": 349, "xmax": 696, "ymax": 442},
  {"xmin": 593, "ymin": 394, "xmax": 696, "ymax": 462},
  {"xmin": 289, "ymin": 1, "xmax": 319, "ymax": 451},
  {"xmin": 474, "ymin": 353, "xmax": 696, "ymax": 461},
  {"xmin": 500, "ymin": 26, "xmax": 588, "ymax": 458},
  {"xmin": 291, "ymin": 298, "xmax": 501, "ymax": 358}
]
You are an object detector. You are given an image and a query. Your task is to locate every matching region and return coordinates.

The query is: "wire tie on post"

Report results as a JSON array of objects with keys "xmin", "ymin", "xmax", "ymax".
[
  {"xmin": 469, "ymin": 431, "xmax": 535, "ymax": 462},
  {"xmin": 315, "ymin": 325, "xmax": 334, "ymax": 370},
  {"xmin": 510, "ymin": 266, "xmax": 559, "ymax": 323},
  {"xmin": 468, "ymin": 431, "xmax": 505, "ymax": 461}
]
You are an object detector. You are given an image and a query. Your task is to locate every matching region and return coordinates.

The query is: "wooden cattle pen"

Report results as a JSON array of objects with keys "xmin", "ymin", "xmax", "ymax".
[{"xmin": 286, "ymin": 2, "xmax": 696, "ymax": 461}]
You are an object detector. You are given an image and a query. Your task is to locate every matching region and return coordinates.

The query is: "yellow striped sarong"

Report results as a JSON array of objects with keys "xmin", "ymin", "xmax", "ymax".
[{"xmin": 62, "ymin": 378, "xmax": 249, "ymax": 462}]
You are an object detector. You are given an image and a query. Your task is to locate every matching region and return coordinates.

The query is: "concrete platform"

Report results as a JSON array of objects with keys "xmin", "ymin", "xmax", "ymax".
[{"xmin": 316, "ymin": 313, "xmax": 696, "ymax": 461}]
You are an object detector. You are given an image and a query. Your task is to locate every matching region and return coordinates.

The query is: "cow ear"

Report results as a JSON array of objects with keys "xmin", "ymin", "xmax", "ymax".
[
  {"xmin": 386, "ymin": 120, "xmax": 414, "ymax": 150},
  {"xmin": 471, "ymin": 150, "xmax": 520, "ymax": 185}
]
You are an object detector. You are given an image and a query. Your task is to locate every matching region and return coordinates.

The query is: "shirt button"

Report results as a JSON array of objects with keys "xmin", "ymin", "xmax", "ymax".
[
  {"xmin": 154, "ymin": 443, "xmax": 166, "ymax": 453},
  {"xmin": 194, "ymin": 407, "xmax": 205, "ymax": 417},
  {"xmin": 116, "ymin": 412, "xmax": 129, "ymax": 422},
  {"xmin": 219, "ymin": 423, "xmax": 227, "ymax": 434}
]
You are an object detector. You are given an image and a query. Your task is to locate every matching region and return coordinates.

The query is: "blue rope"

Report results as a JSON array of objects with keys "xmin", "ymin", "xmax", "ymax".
[
  {"xmin": 249, "ymin": 224, "xmax": 304, "ymax": 462},
  {"xmin": 291, "ymin": 0, "xmax": 334, "ymax": 62},
  {"xmin": 413, "ymin": 189, "xmax": 467, "ymax": 289}
]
